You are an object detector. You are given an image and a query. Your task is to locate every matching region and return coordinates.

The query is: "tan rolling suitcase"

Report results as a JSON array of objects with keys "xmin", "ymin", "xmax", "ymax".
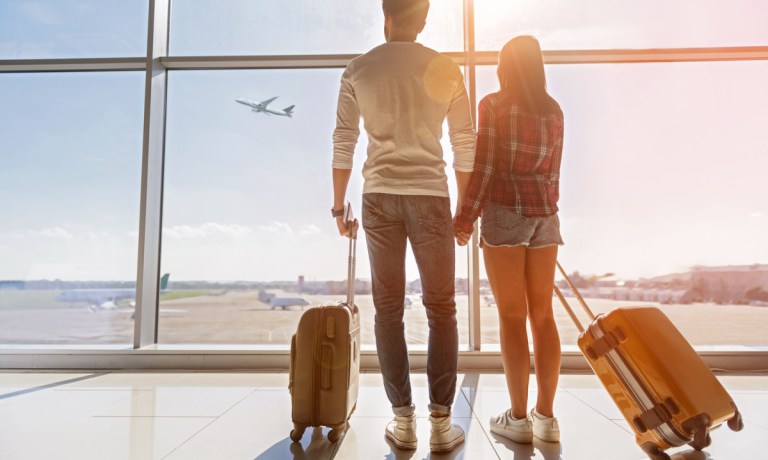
[
  {"xmin": 554, "ymin": 262, "xmax": 743, "ymax": 460},
  {"xmin": 289, "ymin": 204, "xmax": 361, "ymax": 443}
]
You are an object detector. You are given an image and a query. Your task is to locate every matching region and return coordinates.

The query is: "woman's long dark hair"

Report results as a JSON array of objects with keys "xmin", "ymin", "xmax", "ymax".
[{"xmin": 497, "ymin": 36, "xmax": 553, "ymax": 114}]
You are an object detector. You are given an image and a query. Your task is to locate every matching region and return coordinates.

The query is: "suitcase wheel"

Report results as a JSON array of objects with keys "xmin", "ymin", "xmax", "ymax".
[
  {"xmin": 328, "ymin": 426, "xmax": 345, "ymax": 443},
  {"xmin": 647, "ymin": 452, "xmax": 671, "ymax": 460},
  {"xmin": 688, "ymin": 431, "xmax": 711, "ymax": 451},
  {"xmin": 641, "ymin": 442, "xmax": 671, "ymax": 460},
  {"xmin": 728, "ymin": 410, "xmax": 744, "ymax": 432},
  {"xmin": 290, "ymin": 424, "xmax": 307, "ymax": 442}
]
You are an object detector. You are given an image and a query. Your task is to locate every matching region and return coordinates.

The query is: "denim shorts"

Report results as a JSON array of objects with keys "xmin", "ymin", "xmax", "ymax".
[{"xmin": 480, "ymin": 203, "xmax": 564, "ymax": 248}]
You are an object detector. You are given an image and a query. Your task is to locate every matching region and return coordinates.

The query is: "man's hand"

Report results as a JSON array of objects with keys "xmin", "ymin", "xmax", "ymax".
[{"xmin": 336, "ymin": 217, "xmax": 359, "ymax": 238}]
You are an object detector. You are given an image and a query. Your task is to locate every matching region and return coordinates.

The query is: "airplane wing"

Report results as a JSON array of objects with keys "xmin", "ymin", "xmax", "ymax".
[{"xmin": 259, "ymin": 96, "xmax": 278, "ymax": 107}]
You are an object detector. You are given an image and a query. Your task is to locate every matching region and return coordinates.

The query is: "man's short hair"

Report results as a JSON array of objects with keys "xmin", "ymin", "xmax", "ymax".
[{"xmin": 382, "ymin": 0, "xmax": 429, "ymax": 29}]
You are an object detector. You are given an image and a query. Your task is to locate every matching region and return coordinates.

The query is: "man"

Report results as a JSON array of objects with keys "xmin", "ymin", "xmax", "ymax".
[{"xmin": 331, "ymin": 0, "xmax": 475, "ymax": 453}]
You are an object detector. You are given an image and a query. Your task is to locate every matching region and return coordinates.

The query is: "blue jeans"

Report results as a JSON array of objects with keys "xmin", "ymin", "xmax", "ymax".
[{"xmin": 362, "ymin": 193, "xmax": 458, "ymax": 416}]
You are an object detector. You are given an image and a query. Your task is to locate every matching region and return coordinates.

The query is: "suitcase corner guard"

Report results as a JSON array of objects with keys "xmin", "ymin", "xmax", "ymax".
[{"xmin": 585, "ymin": 327, "xmax": 626, "ymax": 360}]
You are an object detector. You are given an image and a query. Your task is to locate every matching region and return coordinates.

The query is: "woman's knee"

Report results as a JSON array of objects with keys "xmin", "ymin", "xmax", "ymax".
[
  {"xmin": 497, "ymin": 301, "xmax": 527, "ymax": 326},
  {"xmin": 528, "ymin": 305, "xmax": 556, "ymax": 330}
]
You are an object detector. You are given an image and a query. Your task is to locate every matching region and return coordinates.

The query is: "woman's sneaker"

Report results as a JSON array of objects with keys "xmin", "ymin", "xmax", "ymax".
[
  {"xmin": 530, "ymin": 408, "xmax": 560, "ymax": 443},
  {"xmin": 489, "ymin": 409, "xmax": 533, "ymax": 443}
]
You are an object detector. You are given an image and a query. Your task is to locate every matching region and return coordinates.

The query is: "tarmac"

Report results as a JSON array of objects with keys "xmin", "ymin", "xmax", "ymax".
[{"xmin": 1, "ymin": 289, "xmax": 766, "ymax": 346}]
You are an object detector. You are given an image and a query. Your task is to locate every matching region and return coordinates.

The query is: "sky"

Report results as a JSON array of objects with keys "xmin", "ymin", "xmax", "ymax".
[{"xmin": 1, "ymin": 1, "xmax": 767, "ymax": 282}]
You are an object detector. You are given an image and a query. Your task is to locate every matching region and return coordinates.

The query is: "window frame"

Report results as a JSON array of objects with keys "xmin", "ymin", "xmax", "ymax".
[{"xmin": 0, "ymin": 0, "xmax": 766, "ymax": 370}]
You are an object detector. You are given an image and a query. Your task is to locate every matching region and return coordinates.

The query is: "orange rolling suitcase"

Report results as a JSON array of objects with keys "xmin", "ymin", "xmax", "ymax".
[
  {"xmin": 554, "ymin": 262, "xmax": 744, "ymax": 460},
  {"xmin": 288, "ymin": 204, "xmax": 361, "ymax": 443}
]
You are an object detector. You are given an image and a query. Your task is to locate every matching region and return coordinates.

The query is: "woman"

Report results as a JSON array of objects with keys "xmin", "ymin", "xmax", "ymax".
[{"xmin": 454, "ymin": 35, "xmax": 564, "ymax": 444}]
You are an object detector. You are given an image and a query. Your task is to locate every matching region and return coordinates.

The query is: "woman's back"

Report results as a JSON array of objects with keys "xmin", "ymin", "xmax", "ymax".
[
  {"xmin": 470, "ymin": 91, "xmax": 564, "ymax": 218},
  {"xmin": 485, "ymin": 92, "xmax": 563, "ymax": 177}
]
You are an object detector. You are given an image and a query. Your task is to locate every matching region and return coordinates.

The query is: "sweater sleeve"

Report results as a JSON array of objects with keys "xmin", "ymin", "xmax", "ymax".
[
  {"xmin": 454, "ymin": 97, "xmax": 496, "ymax": 233},
  {"xmin": 332, "ymin": 66, "xmax": 360, "ymax": 170},
  {"xmin": 446, "ymin": 65, "xmax": 476, "ymax": 172}
]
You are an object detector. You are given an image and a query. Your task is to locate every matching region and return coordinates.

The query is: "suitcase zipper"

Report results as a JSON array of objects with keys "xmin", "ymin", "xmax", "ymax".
[{"xmin": 591, "ymin": 318, "xmax": 690, "ymax": 447}]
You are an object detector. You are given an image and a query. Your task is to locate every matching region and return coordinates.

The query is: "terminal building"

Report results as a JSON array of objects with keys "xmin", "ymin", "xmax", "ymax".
[{"xmin": 0, "ymin": 1, "xmax": 766, "ymax": 459}]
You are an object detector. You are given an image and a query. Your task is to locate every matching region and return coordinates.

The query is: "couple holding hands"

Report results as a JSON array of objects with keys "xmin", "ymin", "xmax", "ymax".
[{"xmin": 331, "ymin": 0, "xmax": 563, "ymax": 452}]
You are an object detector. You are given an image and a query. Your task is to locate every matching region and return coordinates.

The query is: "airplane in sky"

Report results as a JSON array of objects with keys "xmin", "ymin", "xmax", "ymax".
[
  {"xmin": 235, "ymin": 96, "xmax": 295, "ymax": 118},
  {"xmin": 55, "ymin": 274, "xmax": 170, "ymax": 312}
]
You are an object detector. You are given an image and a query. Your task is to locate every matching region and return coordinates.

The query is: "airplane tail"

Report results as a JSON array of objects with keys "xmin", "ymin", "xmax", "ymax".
[
  {"xmin": 160, "ymin": 273, "xmax": 170, "ymax": 291},
  {"xmin": 283, "ymin": 105, "xmax": 295, "ymax": 117}
]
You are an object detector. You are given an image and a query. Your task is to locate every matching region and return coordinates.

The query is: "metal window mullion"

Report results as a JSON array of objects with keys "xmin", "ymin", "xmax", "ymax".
[
  {"xmin": 475, "ymin": 46, "xmax": 768, "ymax": 65},
  {"xmin": 464, "ymin": 0, "xmax": 481, "ymax": 352},
  {"xmin": 0, "ymin": 58, "xmax": 147, "ymax": 73},
  {"xmin": 160, "ymin": 52, "xmax": 467, "ymax": 70},
  {"xmin": 3, "ymin": 47, "xmax": 767, "ymax": 74},
  {"xmin": 134, "ymin": 0, "xmax": 171, "ymax": 349}
]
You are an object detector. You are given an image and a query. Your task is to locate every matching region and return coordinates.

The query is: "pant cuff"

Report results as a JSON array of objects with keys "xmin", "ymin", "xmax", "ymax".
[
  {"xmin": 428, "ymin": 403, "xmax": 451, "ymax": 415},
  {"xmin": 393, "ymin": 403, "xmax": 416, "ymax": 417}
]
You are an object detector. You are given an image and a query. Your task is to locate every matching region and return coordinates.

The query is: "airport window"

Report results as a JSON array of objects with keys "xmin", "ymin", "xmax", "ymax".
[
  {"xmin": 0, "ymin": 72, "xmax": 145, "ymax": 345},
  {"xmin": 1, "ymin": 1, "xmax": 766, "ymax": 359},
  {"xmin": 474, "ymin": 0, "xmax": 768, "ymax": 51},
  {"xmin": 158, "ymin": 69, "xmax": 471, "ymax": 346},
  {"xmin": 476, "ymin": 62, "xmax": 768, "ymax": 347},
  {"xmin": 0, "ymin": 0, "xmax": 149, "ymax": 59},
  {"xmin": 168, "ymin": 0, "xmax": 464, "ymax": 56}
]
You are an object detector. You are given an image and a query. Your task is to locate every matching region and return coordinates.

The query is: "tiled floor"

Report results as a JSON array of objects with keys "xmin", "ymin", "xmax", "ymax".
[{"xmin": 0, "ymin": 371, "xmax": 765, "ymax": 459}]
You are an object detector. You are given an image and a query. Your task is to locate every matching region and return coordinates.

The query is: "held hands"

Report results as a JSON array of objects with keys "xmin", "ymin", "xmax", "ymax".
[
  {"xmin": 455, "ymin": 228, "xmax": 472, "ymax": 246},
  {"xmin": 452, "ymin": 216, "xmax": 473, "ymax": 246}
]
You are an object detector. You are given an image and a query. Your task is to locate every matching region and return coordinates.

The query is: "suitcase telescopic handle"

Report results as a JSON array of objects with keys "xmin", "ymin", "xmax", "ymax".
[
  {"xmin": 556, "ymin": 261, "xmax": 596, "ymax": 319},
  {"xmin": 554, "ymin": 285, "xmax": 585, "ymax": 333},
  {"xmin": 553, "ymin": 261, "xmax": 596, "ymax": 333},
  {"xmin": 344, "ymin": 202, "xmax": 357, "ymax": 311}
]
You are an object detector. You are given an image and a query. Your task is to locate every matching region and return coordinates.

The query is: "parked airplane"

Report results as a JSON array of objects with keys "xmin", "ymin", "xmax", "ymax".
[
  {"xmin": 55, "ymin": 274, "xmax": 170, "ymax": 312},
  {"xmin": 258, "ymin": 290, "xmax": 276, "ymax": 304},
  {"xmin": 269, "ymin": 297, "xmax": 309, "ymax": 310},
  {"xmin": 235, "ymin": 96, "xmax": 295, "ymax": 118}
]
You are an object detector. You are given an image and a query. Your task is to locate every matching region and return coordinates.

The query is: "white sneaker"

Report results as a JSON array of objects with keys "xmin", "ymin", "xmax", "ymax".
[
  {"xmin": 531, "ymin": 408, "xmax": 560, "ymax": 443},
  {"xmin": 429, "ymin": 414, "xmax": 465, "ymax": 453},
  {"xmin": 385, "ymin": 413, "xmax": 417, "ymax": 450},
  {"xmin": 490, "ymin": 409, "xmax": 533, "ymax": 443}
]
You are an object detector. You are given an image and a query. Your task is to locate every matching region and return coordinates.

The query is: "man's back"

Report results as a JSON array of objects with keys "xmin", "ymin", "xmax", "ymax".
[{"xmin": 333, "ymin": 42, "xmax": 474, "ymax": 197}]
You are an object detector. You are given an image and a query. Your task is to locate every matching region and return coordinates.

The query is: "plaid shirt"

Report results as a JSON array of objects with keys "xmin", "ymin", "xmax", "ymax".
[{"xmin": 455, "ymin": 93, "xmax": 564, "ymax": 234}]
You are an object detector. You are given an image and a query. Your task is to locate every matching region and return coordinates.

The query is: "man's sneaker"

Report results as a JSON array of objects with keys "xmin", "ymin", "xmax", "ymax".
[
  {"xmin": 531, "ymin": 408, "xmax": 560, "ymax": 443},
  {"xmin": 490, "ymin": 409, "xmax": 533, "ymax": 443},
  {"xmin": 385, "ymin": 413, "xmax": 418, "ymax": 450},
  {"xmin": 429, "ymin": 414, "xmax": 465, "ymax": 453}
]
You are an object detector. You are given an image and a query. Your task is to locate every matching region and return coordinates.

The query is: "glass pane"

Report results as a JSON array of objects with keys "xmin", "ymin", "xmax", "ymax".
[
  {"xmin": 160, "ymin": 69, "xmax": 470, "ymax": 347},
  {"xmin": 0, "ymin": 72, "xmax": 145, "ymax": 345},
  {"xmin": 0, "ymin": 0, "xmax": 149, "ymax": 59},
  {"xmin": 475, "ymin": 0, "xmax": 768, "ymax": 51},
  {"xmin": 475, "ymin": 61, "xmax": 768, "ymax": 347},
  {"xmin": 169, "ymin": 0, "xmax": 463, "ymax": 56}
]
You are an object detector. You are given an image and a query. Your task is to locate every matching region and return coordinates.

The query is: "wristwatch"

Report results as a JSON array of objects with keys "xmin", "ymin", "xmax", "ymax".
[{"xmin": 331, "ymin": 207, "xmax": 344, "ymax": 218}]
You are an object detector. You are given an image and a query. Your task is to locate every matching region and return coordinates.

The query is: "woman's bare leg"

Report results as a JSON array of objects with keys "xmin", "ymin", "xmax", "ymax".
[
  {"xmin": 483, "ymin": 245, "xmax": 529, "ymax": 419},
  {"xmin": 525, "ymin": 245, "xmax": 560, "ymax": 417}
]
